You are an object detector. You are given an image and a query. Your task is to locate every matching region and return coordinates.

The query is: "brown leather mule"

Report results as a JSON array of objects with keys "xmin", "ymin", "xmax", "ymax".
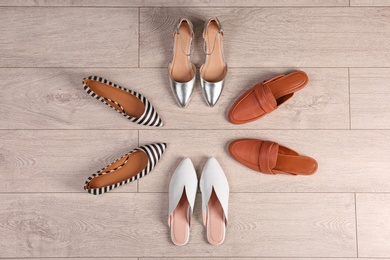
[
  {"xmin": 228, "ymin": 71, "xmax": 309, "ymax": 124},
  {"xmin": 228, "ymin": 139, "xmax": 318, "ymax": 175}
]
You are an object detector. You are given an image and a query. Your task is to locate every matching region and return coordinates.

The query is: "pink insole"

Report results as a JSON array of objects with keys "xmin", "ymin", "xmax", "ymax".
[
  {"xmin": 171, "ymin": 191, "xmax": 190, "ymax": 245},
  {"xmin": 207, "ymin": 189, "xmax": 225, "ymax": 245}
]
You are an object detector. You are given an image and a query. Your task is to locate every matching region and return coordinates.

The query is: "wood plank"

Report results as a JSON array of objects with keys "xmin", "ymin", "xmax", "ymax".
[
  {"xmin": 208, "ymin": 0, "xmax": 349, "ymax": 6},
  {"xmin": 0, "ymin": 0, "xmax": 210, "ymax": 7},
  {"xmin": 12, "ymin": 258, "xmax": 384, "ymax": 260},
  {"xmin": 0, "ymin": 0, "xmax": 349, "ymax": 7},
  {"xmin": 140, "ymin": 7, "xmax": 390, "ymax": 67},
  {"xmin": 0, "ymin": 7, "xmax": 138, "ymax": 67},
  {"xmin": 8, "ymin": 258, "xmax": 390, "ymax": 260},
  {"xmin": 141, "ymin": 258, "xmax": 389, "ymax": 260},
  {"xmin": 0, "ymin": 130, "xmax": 139, "ymax": 192},
  {"xmin": 350, "ymin": 68, "xmax": 390, "ymax": 129},
  {"xmin": 0, "ymin": 68, "xmax": 165, "ymax": 129},
  {"xmin": 139, "ymin": 129, "xmax": 390, "ymax": 192},
  {"xmin": 11, "ymin": 259, "xmax": 137, "ymax": 260},
  {"xmin": 356, "ymin": 194, "xmax": 390, "ymax": 257},
  {"xmin": 0, "ymin": 68, "xmax": 349, "ymax": 130},
  {"xmin": 0, "ymin": 193, "xmax": 356, "ymax": 257},
  {"xmin": 351, "ymin": 0, "xmax": 390, "ymax": 6}
]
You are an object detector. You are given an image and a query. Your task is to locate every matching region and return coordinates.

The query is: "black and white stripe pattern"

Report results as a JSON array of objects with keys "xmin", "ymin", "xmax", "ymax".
[
  {"xmin": 83, "ymin": 76, "xmax": 164, "ymax": 127},
  {"xmin": 84, "ymin": 143, "xmax": 167, "ymax": 195}
]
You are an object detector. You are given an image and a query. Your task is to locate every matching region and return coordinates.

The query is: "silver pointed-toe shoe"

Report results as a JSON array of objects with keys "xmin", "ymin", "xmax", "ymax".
[
  {"xmin": 168, "ymin": 18, "xmax": 196, "ymax": 108},
  {"xmin": 200, "ymin": 17, "xmax": 227, "ymax": 107},
  {"xmin": 200, "ymin": 76, "xmax": 225, "ymax": 107}
]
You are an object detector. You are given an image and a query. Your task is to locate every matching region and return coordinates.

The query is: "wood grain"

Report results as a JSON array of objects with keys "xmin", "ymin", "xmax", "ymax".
[
  {"xmin": 7, "ymin": 258, "xmax": 389, "ymax": 260},
  {"xmin": 139, "ymin": 129, "xmax": 390, "ymax": 193},
  {"xmin": 1, "ymin": 3, "xmax": 389, "ymax": 259},
  {"xmin": 142, "ymin": 258, "xmax": 390, "ymax": 260},
  {"xmin": 0, "ymin": 68, "xmax": 167, "ymax": 129},
  {"xmin": 11, "ymin": 259, "xmax": 137, "ymax": 260},
  {"xmin": 208, "ymin": 0, "xmax": 349, "ymax": 6},
  {"xmin": 356, "ymin": 194, "xmax": 390, "ymax": 257},
  {"xmin": 0, "ymin": 193, "xmax": 355, "ymax": 257},
  {"xmin": 0, "ymin": 7, "xmax": 138, "ymax": 67},
  {"xmin": 0, "ymin": 68, "xmax": 349, "ymax": 130},
  {"xmin": 140, "ymin": 7, "xmax": 390, "ymax": 67},
  {"xmin": 0, "ymin": 0, "xmax": 349, "ymax": 6},
  {"xmin": 351, "ymin": 0, "xmax": 390, "ymax": 6},
  {"xmin": 0, "ymin": 0, "xmax": 208, "ymax": 6},
  {"xmin": 350, "ymin": 68, "xmax": 390, "ymax": 129},
  {"xmin": 0, "ymin": 130, "xmax": 139, "ymax": 192}
]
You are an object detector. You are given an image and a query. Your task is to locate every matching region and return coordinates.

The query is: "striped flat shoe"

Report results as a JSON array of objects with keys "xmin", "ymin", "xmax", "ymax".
[
  {"xmin": 84, "ymin": 143, "xmax": 167, "ymax": 195},
  {"xmin": 83, "ymin": 76, "xmax": 164, "ymax": 127}
]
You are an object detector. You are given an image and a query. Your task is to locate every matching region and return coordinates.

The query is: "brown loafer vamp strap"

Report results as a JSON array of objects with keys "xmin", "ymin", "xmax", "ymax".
[
  {"xmin": 259, "ymin": 141, "xmax": 279, "ymax": 174},
  {"xmin": 253, "ymin": 83, "xmax": 277, "ymax": 114}
]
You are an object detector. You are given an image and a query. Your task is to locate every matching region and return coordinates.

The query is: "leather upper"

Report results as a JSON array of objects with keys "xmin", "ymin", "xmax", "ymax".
[
  {"xmin": 229, "ymin": 139, "xmax": 318, "ymax": 175},
  {"xmin": 258, "ymin": 141, "xmax": 279, "ymax": 174},
  {"xmin": 199, "ymin": 157, "xmax": 229, "ymax": 224},
  {"xmin": 228, "ymin": 71, "xmax": 309, "ymax": 124},
  {"xmin": 168, "ymin": 158, "xmax": 198, "ymax": 225}
]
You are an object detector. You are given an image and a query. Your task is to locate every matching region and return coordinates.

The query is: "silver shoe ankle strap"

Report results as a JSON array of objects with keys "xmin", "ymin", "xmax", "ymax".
[
  {"xmin": 174, "ymin": 18, "xmax": 194, "ymax": 57},
  {"xmin": 203, "ymin": 17, "xmax": 224, "ymax": 55}
]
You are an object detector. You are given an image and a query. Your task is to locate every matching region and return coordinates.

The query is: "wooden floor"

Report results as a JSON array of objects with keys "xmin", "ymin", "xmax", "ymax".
[{"xmin": 1, "ymin": 0, "xmax": 390, "ymax": 259}]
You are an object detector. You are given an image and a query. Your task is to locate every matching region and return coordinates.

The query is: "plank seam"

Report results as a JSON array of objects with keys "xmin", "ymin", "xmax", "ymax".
[
  {"xmin": 355, "ymin": 193, "xmax": 360, "ymax": 257},
  {"xmin": 348, "ymin": 67, "xmax": 352, "ymax": 129},
  {"xmin": 138, "ymin": 7, "xmax": 140, "ymax": 68},
  {"xmin": 137, "ymin": 129, "xmax": 140, "ymax": 193}
]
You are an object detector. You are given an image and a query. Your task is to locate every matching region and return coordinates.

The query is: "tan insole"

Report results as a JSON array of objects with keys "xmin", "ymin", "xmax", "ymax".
[
  {"xmin": 171, "ymin": 21, "xmax": 194, "ymax": 83},
  {"xmin": 207, "ymin": 189, "xmax": 225, "ymax": 245},
  {"xmin": 170, "ymin": 190, "xmax": 190, "ymax": 245},
  {"xmin": 274, "ymin": 154, "xmax": 318, "ymax": 175},
  {"xmin": 266, "ymin": 72, "xmax": 308, "ymax": 100},
  {"xmin": 84, "ymin": 79, "xmax": 145, "ymax": 117},
  {"xmin": 86, "ymin": 151, "xmax": 148, "ymax": 189},
  {"xmin": 201, "ymin": 21, "xmax": 226, "ymax": 82}
]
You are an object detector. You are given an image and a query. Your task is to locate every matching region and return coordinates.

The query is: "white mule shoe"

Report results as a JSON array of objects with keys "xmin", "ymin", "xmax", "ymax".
[
  {"xmin": 168, "ymin": 158, "xmax": 198, "ymax": 246},
  {"xmin": 200, "ymin": 157, "xmax": 229, "ymax": 245}
]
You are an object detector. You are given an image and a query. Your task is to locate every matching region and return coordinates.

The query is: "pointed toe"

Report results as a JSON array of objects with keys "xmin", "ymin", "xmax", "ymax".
[
  {"xmin": 173, "ymin": 84, "xmax": 191, "ymax": 107},
  {"xmin": 83, "ymin": 76, "xmax": 164, "ymax": 127},
  {"xmin": 160, "ymin": 142, "xmax": 168, "ymax": 152},
  {"xmin": 155, "ymin": 118, "xmax": 164, "ymax": 127},
  {"xmin": 177, "ymin": 157, "xmax": 194, "ymax": 171},
  {"xmin": 178, "ymin": 97, "xmax": 189, "ymax": 108},
  {"xmin": 200, "ymin": 77, "xmax": 224, "ymax": 107},
  {"xmin": 84, "ymin": 143, "xmax": 167, "ymax": 195},
  {"xmin": 204, "ymin": 157, "xmax": 222, "ymax": 172},
  {"xmin": 169, "ymin": 75, "xmax": 196, "ymax": 108}
]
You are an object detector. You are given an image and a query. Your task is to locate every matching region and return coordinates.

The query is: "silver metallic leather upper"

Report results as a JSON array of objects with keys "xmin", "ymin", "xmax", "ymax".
[
  {"xmin": 200, "ymin": 76, "xmax": 225, "ymax": 107},
  {"xmin": 169, "ymin": 17, "xmax": 196, "ymax": 108},
  {"xmin": 200, "ymin": 17, "xmax": 227, "ymax": 107},
  {"xmin": 169, "ymin": 71, "xmax": 196, "ymax": 108}
]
